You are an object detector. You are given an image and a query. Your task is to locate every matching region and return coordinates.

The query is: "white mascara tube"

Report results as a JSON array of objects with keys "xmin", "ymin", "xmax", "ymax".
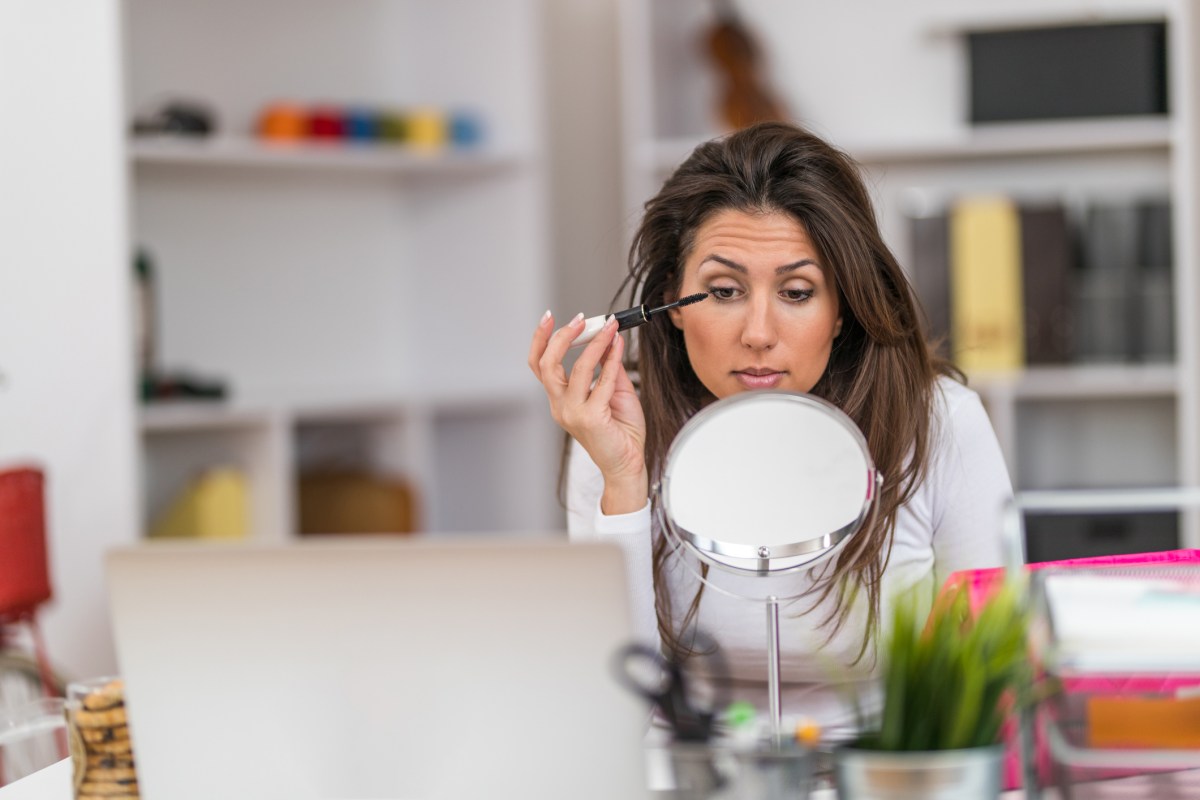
[{"xmin": 570, "ymin": 292, "xmax": 709, "ymax": 348}]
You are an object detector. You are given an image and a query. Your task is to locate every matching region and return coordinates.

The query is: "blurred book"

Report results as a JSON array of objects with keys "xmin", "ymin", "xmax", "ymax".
[
  {"xmin": 912, "ymin": 201, "xmax": 1072, "ymax": 366},
  {"xmin": 1134, "ymin": 198, "xmax": 1174, "ymax": 362},
  {"xmin": 150, "ymin": 467, "xmax": 248, "ymax": 539},
  {"xmin": 1019, "ymin": 205, "xmax": 1075, "ymax": 364},
  {"xmin": 1073, "ymin": 198, "xmax": 1175, "ymax": 363},
  {"xmin": 1074, "ymin": 203, "xmax": 1139, "ymax": 362},
  {"xmin": 909, "ymin": 212, "xmax": 952, "ymax": 358},
  {"xmin": 949, "ymin": 196, "xmax": 1025, "ymax": 370},
  {"xmin": 911, "ymin": 197, "xmax": 1172, "ymax": 368}
]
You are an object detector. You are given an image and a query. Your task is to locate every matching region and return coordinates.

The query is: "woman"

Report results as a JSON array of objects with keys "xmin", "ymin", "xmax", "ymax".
[{"xmin": 528, "ymin": 121, "xmax": 1012, "ymax": 731}]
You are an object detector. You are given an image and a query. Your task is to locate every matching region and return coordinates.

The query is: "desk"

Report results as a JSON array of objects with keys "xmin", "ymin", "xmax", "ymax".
[
  {"xmin": 5, "ymin": 758, "xmax": 1198, "ymax": 799},
  {"xmin": 0, "ymin": 760, "xmax": 69, "ymax": 800},
  {"xmin": 0, "ymin": 758, "xmax": 967, "ymax": 800},
  {"xmin": 6, "ymin": 759, "xmax": 853, "ymax": 800}
]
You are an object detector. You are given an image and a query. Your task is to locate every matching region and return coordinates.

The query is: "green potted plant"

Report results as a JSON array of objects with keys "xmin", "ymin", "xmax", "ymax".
[{"xmin": 835, "ymin": 579, "xmax": 1037, "ymax": 800}]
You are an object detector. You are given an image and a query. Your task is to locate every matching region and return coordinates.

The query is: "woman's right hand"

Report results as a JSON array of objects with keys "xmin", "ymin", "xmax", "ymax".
[{"xmin": 528, "ymin": 311, "xmax": 649, "ymax": 514}]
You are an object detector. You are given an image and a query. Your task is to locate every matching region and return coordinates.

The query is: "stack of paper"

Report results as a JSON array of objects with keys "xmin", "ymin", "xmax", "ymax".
[{"xmin": 1043, "ymin": 568, "xmax": 1200, "ymax": 672}]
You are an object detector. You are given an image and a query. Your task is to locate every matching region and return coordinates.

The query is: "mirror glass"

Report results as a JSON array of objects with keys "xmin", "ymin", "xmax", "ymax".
[{"xmin": 658, "ymin": 391, "xmax": 877, "ymax": 578}]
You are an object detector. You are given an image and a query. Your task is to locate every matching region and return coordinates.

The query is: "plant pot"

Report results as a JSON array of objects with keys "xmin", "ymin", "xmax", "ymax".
[
  {"xmin": 668, "ymin": 741, "xmax": 814, "ymax": 800},
  {"xmin": 833, "ymin": 744, "xmax": 1004, "ymax": 800}
]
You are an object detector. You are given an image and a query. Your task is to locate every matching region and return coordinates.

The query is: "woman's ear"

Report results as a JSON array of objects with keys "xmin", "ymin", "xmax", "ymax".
[{"xmin": 834, "ymin": 315, "xmax": 844, "ymax": 338}]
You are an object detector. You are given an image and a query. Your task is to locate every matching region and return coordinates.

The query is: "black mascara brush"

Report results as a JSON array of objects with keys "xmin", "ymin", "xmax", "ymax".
[{"xmin": 571, "ymin": 292, "xmax": 709, "ymax": 348}]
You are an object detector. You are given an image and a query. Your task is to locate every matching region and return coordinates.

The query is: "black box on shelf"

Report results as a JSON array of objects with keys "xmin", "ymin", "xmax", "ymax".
[
  {"xmin": 1024, "ymin": 510, "xmax": 1179, "ymax": 563},
  {"xmin": 967, "ymin": 22, "xmax": 1169, "ymax": 123}
]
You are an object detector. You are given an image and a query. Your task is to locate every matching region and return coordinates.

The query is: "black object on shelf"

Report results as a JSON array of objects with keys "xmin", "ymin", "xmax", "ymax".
[
  {"xmin": 141, "ymin": 372, "xmax": 228, "ymax": 403},
  {"xmin": 131, "ymin": 99, "xmax": 217, "ymax": 137},
  {"xmin": 133, "ymin": 247, "xmax": 230, "ymax": 402},
  {"xmin": 134, "ymin": 248, "xmax": 157, "ymax": 384},
  {"xmin": 1024, "ymin": 510, "xmax": 1179, "ymax": 563},
  {"xmin": 967, "ymin": 22, "xmax": 1168, "ymax": 124}
]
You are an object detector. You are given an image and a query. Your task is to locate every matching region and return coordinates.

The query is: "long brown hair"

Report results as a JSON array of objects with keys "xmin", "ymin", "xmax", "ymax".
[{"xmin": 620, "ymin": 121, "xmax": 957, "ymax": 662}]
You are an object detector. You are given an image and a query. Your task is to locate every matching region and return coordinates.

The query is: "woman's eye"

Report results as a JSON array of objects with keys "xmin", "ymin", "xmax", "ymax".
[
  {"xmin": 708, "ymin": 285, "xmax": 740, "ymax": 300},
  {"xmin": 782, "ymin": 288, "xmax": 814, "ymax": 302}
]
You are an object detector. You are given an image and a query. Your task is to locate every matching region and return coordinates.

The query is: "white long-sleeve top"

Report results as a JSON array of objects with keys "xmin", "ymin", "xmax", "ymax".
[{"xmin": 566, "ymin": 376, "xmax": 1013, "ymax": 732}]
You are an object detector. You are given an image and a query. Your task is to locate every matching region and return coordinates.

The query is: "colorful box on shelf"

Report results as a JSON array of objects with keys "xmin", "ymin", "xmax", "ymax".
[
  {"xmin": 297, "ymin": 469, "xmax": 419, "ymax": 535},
  {"xmin": 149, "ymin": 467, "xmax": 248, "ymax": 540},
  {"xmin": 256, "ymin": 102, "xmax": 484, "ymax": 150}
]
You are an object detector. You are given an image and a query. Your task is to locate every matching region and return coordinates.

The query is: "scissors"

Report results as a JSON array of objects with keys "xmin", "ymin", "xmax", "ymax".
[{"xmin": 611, "ymin": 630, "xmax": 728, "ymax": 743}]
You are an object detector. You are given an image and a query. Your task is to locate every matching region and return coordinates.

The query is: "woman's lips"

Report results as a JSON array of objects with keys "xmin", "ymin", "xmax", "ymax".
[{"xmin": 734, "ymin": 370, "xmax": 785, "ymax": 389}]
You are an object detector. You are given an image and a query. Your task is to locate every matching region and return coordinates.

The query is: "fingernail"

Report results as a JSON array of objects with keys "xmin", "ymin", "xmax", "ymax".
[
  {"xmin": 604, "ymin": 317, "xmax": 618, "ymax": 330},
  {"xmin": 540, "ymin": 309, "xmax": 551, "ymax": 324},
  {"xmin": 570, "ymin": 312, "xmax": 584, "ymax": 326}
]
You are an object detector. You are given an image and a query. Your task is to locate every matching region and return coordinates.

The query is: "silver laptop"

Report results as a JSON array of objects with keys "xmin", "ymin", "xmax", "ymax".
[{"xmin": 106, "ymin": 537, "xmax": 650, "ymax": 800}]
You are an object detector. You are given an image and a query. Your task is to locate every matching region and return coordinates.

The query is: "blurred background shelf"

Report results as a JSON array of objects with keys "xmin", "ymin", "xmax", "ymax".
[
  {"xmin": 971, "ymin": 364, "xmax": 1179, "ymax": 401},
  {"xmin": 140, "ymin": 403, "xmax": 280, "ymax": 433},
  {"xmin": 642, "ymin": 117, "xmax": 1174, "ymax": 173},
  {"xmin": 619, "ymin": 0, "xmax": 1200, "ymax": 555},
  {"xmin": 139, "ymin": 387, "xmax": 539, "ymax": 432},
  {"xmin": 848, "ymin": 117, "xmax": 1175, "ymax": 163},
  {"xmin": 130, "ymin": 136, "xmax": 528, "ymax": 174},
  {"xmin": 126, "ymin": 0, "xmax": 558, "ymax": 543}
]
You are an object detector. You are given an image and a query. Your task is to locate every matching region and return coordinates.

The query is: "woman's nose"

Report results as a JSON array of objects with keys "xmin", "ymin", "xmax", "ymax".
[{"xmin": 740, "ymin": 297, "xmax": 778, "ymax": 350}]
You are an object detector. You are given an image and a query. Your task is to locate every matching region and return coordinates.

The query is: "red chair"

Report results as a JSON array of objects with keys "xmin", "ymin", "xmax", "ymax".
[{"xmin": 0, "ymin": 466, "xmax": 58, "ymax": 697}]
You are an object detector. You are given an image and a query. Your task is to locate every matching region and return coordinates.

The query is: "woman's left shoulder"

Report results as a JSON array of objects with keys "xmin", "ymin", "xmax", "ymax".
[
  {"xmin": 926, "ymin": 375, "xmax": 999, "ymax": 455},
  {"xmin": 930, "ymin": 374, "xmax": 985, "ymax": 423}
]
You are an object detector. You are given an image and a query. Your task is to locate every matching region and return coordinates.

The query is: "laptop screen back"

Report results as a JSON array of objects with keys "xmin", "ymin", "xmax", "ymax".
[{"xmin": 105, "ymin": 537, "xmax": 649, "ymax": 800}]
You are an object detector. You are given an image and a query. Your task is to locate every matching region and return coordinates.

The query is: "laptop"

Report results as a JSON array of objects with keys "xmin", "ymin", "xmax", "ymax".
[{"xmin": 105, "ymin": 537, "xmax": 651, "ymax": 800}]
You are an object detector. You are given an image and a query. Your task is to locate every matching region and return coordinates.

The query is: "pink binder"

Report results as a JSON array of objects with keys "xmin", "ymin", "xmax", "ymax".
[{"xmin": 941, "ymin": 548, "xmax": 1200, "ymax": 789}]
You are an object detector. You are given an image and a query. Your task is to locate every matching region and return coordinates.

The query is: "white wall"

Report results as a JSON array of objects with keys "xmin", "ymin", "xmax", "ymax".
[
  {"xmin": 541, "ymin": 0, "xmax": 627, "ymax": 507},
  {"xmin": 0, "ymin": 0, "xmax": 137, "ymax": 679},
  {"xmin": 544, "ymin": 0, "xmax": 627, "ymax": 324}
]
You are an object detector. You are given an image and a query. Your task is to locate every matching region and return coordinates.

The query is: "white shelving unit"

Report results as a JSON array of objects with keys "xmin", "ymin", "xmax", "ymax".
[
  {"xmin": 637, "ymin": 118, "xmax": 1175, "ymax": 177},
  {"xmin": 130, "ymin": 137, "xmax": 530, "ymax": 176},
  {"xmin": 126, "ymin": 0, "xmax": 559, "ymax": 541},
  {"xmin": 618, "ymin": 0, "xmax": 1200, "ymax": 549}
]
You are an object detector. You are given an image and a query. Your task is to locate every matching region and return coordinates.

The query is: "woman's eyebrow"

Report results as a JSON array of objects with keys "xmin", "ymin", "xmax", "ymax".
[{"xmin": 700, "ymin": 254, "xmax": 821, "ymax": 274}]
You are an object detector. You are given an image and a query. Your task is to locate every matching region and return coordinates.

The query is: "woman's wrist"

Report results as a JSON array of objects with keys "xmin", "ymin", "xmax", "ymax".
[{"xmin": 600, "ymin": 472, "xmax": 649, "ymax": 516}]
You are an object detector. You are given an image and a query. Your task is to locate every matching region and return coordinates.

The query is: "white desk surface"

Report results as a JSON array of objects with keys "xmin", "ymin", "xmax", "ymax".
[
  {"xmin": 0, "ymin": 760, "xmax": 70, "ymax": 800},
  {"xmin": 0, "ymin": 758, "xmax": 1020, "ymax": 800},
  {"xmin": 7, "ymin": 758, "xmax": 1196, "ymax": 799},
  {"xmin": 5, "ymin": 759, "xmax": 846, "ymax": 800}
]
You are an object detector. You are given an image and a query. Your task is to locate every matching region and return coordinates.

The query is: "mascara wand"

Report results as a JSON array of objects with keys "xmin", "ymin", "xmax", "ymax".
[{"xmin": 571, "ymin": 292, "xmax": 709, "ymax": 348}]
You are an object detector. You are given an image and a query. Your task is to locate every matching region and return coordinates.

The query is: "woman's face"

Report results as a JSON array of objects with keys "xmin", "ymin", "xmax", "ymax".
[{"xmin": 668, "ymin": 208, "xmax": 843, "ymax": 399}]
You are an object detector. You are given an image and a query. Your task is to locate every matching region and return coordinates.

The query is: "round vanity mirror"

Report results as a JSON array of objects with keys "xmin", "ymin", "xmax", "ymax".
[
  {"xmin": 657, "ymin": 391, "xmax": 879, "ymax": 577},
  {"xmin": 653, "ymin": 390, "xmax": 882, "ymax": 737}
]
